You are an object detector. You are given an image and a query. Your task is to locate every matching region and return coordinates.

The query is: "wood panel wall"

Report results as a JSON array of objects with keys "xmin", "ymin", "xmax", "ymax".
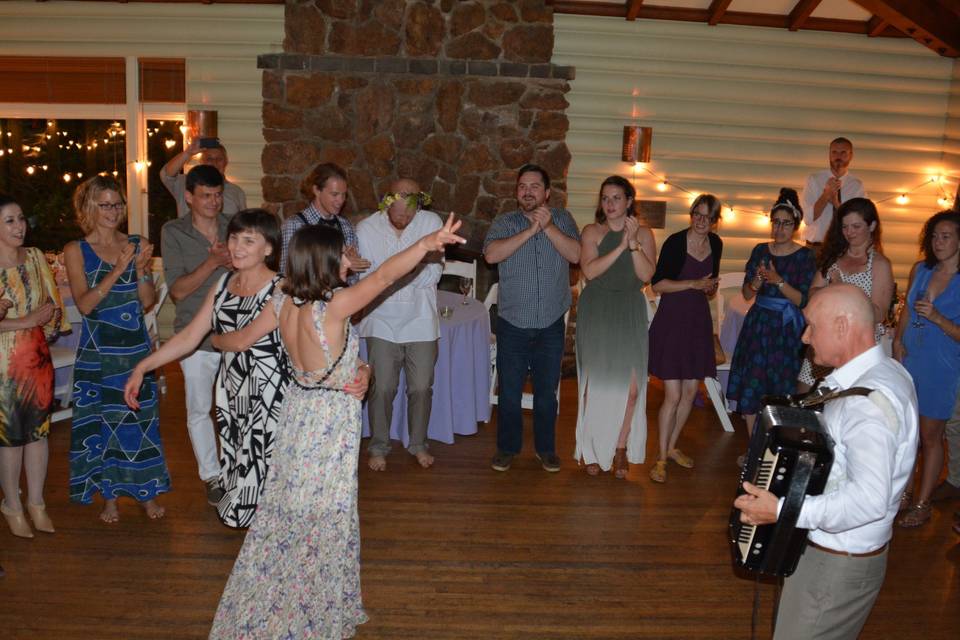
[
  {"xmin": 0, "ymin": 0, "xmax": 284, "ymax": 208},
  {"xmin": 553, "ymin": 15, "xmax": 960, "ymax": 282}
]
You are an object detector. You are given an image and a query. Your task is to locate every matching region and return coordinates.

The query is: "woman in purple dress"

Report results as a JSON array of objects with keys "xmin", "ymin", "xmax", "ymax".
[{"xmin": 647, "ymin": 194, "xmax": 723, "ymax": 483}]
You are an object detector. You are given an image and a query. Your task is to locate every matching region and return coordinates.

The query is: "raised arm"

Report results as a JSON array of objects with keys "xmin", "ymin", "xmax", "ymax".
[
  {"xmin": 328, "ymin": 214, "xmax": 466, "ymax": 322},
  {"xmin": 162, "ymin": 138, "xmax": 200, "ymax": 180}
]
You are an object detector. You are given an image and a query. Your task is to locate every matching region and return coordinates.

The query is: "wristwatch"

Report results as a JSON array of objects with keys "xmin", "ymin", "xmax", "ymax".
[{"xmin": 774, "ymin": 280, "xmax": 785, "ymax": 290}]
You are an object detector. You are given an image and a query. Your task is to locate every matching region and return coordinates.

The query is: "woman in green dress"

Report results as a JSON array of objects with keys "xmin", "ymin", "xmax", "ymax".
[{"xmin": 575, "ymin": 176, "xmax": 656, "ymax": 478}]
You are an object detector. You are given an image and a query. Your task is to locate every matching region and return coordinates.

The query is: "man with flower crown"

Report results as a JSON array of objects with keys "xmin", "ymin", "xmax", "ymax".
[{"xmin": 356, "ymin": 177, "xmax": 443, "ymax": 471}]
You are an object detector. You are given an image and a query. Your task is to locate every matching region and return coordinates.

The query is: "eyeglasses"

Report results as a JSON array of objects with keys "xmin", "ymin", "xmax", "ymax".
[
  {"xmin": 691, "ymin": 213, "xmax": 713, "ymax": 222},
  {"xmin": 96, "ymin": 202, "xmax": 125, "ymax": 212},
  {"xmin": 771, "ymin": 219, "xmax": 796, "ymax": 229}
]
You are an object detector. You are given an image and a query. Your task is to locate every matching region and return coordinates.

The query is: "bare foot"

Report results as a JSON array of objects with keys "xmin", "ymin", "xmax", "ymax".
[
  {"xmin": 415, "ymin": 451, "xmax": 435, "ymax": 468},
  {"xmin": 100, "ymin": 499, "xmax": 119, "ymax": 524},
  {"xmin": 368, "ymin": 455, "xmax": 387, "ymax": 472},
  {"xmin": 142, "ymin": 499, "xmax": 165, "ymax": 520}
]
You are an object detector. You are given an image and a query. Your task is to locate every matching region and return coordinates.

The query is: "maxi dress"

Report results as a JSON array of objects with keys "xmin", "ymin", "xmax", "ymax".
[
  {"xmin": 901, "ymin": 263, "xmax": 960, "ymax": 420},
  {"xmin": 69, "ymin": 237, "xmax": 170, "ymax": 504},
  {"xmin": 726, "ymin": 244, "xmax": 816, "ymax": 414},
  {"xmin": 211, "ymin": 273, "xmax": 287, "ymax": 529},
  {"xmin": 575, "ymin": 228, "xmax": 649, "ymax": 468},
  {"xmin": 0, "ymin": 248, "xmax": 69, "ymax": 447},
  {"xmin": 210, "ymin": 295, "xmax": 368, "ymax": 639}
]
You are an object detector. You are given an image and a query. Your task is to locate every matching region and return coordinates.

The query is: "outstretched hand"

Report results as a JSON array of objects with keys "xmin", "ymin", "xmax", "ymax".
[{"xmin": 420, "ymin": 213, "xmax": 467, "ymax": 252}]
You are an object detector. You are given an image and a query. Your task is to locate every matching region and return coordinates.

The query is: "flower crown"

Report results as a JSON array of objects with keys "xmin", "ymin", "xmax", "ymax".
[{"xmin": 378, "ymin": 191, "xmax": 432, "ymax": 212}]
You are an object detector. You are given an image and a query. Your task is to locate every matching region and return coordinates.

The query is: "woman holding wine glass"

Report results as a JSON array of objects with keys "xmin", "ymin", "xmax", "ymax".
[{"xmin": 893, "ymin": 209, "xmax": 960, "ymax": 527}]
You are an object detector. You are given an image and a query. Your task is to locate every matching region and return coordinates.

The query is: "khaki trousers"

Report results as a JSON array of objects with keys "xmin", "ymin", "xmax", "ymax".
[
  {"xmin": 365, "ymin": 337, "xmax": 438, "ymax": 457},
  {"xmin": 774, "ymin": 544, "xmax": 888, "ymax": 640}
]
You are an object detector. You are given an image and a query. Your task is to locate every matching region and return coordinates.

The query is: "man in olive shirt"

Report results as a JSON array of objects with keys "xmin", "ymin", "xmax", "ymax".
[{"xmin": 161, "ymin": 165, "xmax": 233, "ymax": 506}]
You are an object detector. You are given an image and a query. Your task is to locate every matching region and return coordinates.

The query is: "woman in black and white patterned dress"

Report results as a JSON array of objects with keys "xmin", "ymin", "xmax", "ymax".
[{"xmin": 128, "ymin": 210, "xmax": 285, "ymax": 528}]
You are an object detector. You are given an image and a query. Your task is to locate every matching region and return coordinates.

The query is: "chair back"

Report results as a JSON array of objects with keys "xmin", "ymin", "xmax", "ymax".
[{"xmin": 442, "ymin": 259, "xmax": 477, "ymax": 297}]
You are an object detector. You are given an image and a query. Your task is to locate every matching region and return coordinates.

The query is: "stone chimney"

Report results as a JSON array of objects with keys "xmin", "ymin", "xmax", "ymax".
[{"xmin": 258, "ymin": 0, "xmax": 574, "ymax": 250}]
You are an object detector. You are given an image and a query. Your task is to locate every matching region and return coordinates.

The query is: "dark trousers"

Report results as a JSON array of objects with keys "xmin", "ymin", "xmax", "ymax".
[{"xmin": 495, "ymin": 316, "xmax": 565, "ymax": 455}]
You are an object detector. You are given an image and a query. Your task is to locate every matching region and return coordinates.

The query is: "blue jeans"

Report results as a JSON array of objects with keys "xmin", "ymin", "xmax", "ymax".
[{"xmin": 495, "ymin": 316, "xmax": 565, "ymax": 455}]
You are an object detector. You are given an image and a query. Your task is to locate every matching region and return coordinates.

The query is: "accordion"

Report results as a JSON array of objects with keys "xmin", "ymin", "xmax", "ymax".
[{"xmin": 729, "ymin": 395, "xmax": 835, "ymax": 577}]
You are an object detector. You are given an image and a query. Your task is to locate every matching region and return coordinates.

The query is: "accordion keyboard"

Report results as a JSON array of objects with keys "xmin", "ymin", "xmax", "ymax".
[{"xmin": 736, "ymin": 448, "xmax": 780, "ymax": 561}]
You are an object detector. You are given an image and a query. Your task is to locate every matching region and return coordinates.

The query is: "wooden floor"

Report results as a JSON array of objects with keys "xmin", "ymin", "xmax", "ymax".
[{"xmin": 1, "ymin": 367, "xmax": 958, "ymax": 639}]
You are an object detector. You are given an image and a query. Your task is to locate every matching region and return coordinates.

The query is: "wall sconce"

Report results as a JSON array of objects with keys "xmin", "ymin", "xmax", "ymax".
[{"xmin": 622, "ymin": 125, "xmax": 652, "ymax": 164}]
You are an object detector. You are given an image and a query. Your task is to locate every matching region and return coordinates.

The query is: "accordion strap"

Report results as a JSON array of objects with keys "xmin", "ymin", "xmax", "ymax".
[{"xmin": 796, "ymin": 386, "xmax": 873, "ymax": 409}]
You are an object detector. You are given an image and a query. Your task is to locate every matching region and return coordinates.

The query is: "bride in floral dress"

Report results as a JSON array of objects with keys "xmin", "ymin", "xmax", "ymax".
[{"xmin": 206, "ymin": 214, "xmax": 465, "ymax": 639}]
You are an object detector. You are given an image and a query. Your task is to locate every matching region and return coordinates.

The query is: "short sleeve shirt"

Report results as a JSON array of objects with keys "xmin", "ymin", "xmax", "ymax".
[{"xmin": 483, "ymin": 208, "xmax": 580, "ymax": 329}]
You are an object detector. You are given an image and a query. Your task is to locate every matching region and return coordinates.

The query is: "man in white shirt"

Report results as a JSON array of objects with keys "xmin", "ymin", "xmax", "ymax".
[
  {"xmin": 161, "ymin": 138, "xmax": 247, "ymax": 218},
  {"xmin": 800, "ymin": 137, "xmax": 866, "ymax": 246},
  {"xmin": 736, "ymin": 284, "xmax": 918, "ymax": 640},
  {"xmin": 357, "ymin": 178, "xmax": 443, "ymax": 471}
]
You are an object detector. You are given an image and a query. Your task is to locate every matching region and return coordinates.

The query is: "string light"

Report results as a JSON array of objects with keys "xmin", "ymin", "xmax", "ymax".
[
  {"xmin": 133, "ymin": 161, "xmax": 145, "ymax": 172},
  {"xmin": 164, "ymin": 139, "xmax": 176, "ymax": 149},
  {"xmin": 26, "ymin": 166, "xmax": 35, "ymax": 175},
  {"xmin": 896, "ymin": 194, "xmax": 909, "ymax": 205},
  {"xmin": 656, "ymin": 180, "xmax": 669, "ymax": 192},
  {"xmin": 62, "ymin": 173, "xmax": 71, "ymax": 182},
  {"xmin": 938, "ymin": 196, "xmax": 952, "ymax": 207}
]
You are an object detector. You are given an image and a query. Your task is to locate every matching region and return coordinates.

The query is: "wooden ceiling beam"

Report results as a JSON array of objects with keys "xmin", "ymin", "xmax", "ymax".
[
  {"xmin": 849, "ymin": 0, "xmax": 960, "ymax": 56},
  {"xmin": 707, "ymin": 0, "xmax": 734, "ymax": 26},
  {"xmin": 787, "ymin": 0, "xmax": 823, "ymax": 32},
  {"xmin": 866, "ymin": 15, "xmax": 888, "ymax": 37},
  {"xmin": 625, "ymin": 0, "xmax": 645, "ymax": 22}
]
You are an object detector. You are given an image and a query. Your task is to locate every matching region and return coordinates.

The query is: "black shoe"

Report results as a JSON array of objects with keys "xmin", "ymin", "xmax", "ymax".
[
  {"xmin": 491, "ymin": 451, "xmax": 514, "ymax": 472},
  {"xmin": 205, "ymin": 478, "xmax": 225, "ymax": 506},
  {"xmin": 536, "ymin": 452, "xmax": 561, "ymax": 473}
]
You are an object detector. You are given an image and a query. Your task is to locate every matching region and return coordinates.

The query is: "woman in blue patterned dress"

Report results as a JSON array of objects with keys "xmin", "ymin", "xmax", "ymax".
[
  {"xmin": 893, "ymin": 210, "xmax": 960, "ymax": 527},
  {"xmin": 205, "ymin": 215, "xmax": 465, "ymax": 639},
  {"xmin": 64, "ymin": 176, "xmax": 168, "ymax": 522},
  {"xmin": 726, "ymin": 188, "xmax": 816, "ymax": 438}
]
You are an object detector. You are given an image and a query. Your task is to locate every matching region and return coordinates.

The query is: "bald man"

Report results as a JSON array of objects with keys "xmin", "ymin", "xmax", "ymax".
[
  {"xmin": 356, "ymin": 178, "xmax": 443, "ymax": 471},
  {"xmin": 736, "ymin": 284, "xmax": 918, "ymax": 640}
]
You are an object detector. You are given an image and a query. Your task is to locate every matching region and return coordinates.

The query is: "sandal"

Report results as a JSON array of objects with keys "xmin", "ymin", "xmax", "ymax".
[
  {"xmin": 897, "ymin": 501, "xmax": 932, "ymax": 528},
  {"xmin": 668, "ymin": 448, "xmax": 694, "ymax": 469},
  {"xmin": 613, "ymin": 448, "xmax": 628, "ymax": 479},
  {"xmin": 585, "ymin": 463, "xmax": 600, "ymax": 476},
  {"xmin": 897, "ymin": 489, "xmax": 914, "ymax": 513},
  {"xmin": 649, "ymin": 460, "xmax": 667, "ymax": 484}
]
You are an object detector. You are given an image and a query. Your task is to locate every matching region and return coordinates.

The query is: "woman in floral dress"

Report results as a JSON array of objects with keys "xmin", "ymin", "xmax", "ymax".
[
  {"xmin": 204, "ymin": 214, "xmax": 465, "ymax": 639},
  {"xmin": 0, "ymin": 194, "xmax": 70, "ymax": 538}
]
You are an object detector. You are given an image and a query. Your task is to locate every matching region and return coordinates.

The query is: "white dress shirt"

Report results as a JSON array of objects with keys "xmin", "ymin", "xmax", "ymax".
[
  {"xmin": 356, "ymin": 209, "xmax": 443, "ymax": 343},
  {"xmin": 800, "ymin": 169, "xmax": 866, "ymax": 243},
  {"xmin": 790, "ymin": 345, "xmax": 918, "ymax": 554}
]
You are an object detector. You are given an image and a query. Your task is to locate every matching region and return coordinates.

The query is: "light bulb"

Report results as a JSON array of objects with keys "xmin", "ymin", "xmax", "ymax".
[
  {"xmin": 656, "ymin": 181, "xmax": 669, "ymax": 192},
  {"xmin": 63, "ymin": 173, "xmax": 71, "ymax": 182},
  {"xmin": 133, "ymin": 161, "xmax": 145, "ymax": 172},
  {"xmin": 164, "ymin": 139, "xmax": 176, "ymax": 149},
  {"xmin": 26, "ymin": 166, "xmax": 35, "ymax": 175},
  {"xmin": 896, "ymin": 194, "xmax": 909, "ymax": 205}
]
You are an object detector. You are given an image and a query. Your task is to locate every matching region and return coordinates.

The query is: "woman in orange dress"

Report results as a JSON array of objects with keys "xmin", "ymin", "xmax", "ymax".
[{"xmin": 0, "ymin": 194, "xmax": 70, "ymax": 538}]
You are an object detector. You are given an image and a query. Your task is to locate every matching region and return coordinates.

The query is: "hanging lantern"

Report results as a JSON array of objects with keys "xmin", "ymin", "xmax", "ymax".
[{"xmin": 622, "ymin": 125, "xmax": 652, "ymax": 164}]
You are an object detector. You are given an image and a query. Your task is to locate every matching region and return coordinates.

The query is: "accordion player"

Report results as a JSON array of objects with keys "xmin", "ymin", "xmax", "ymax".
[{"xmin": 729, "ymin": 393, "xmax": 840, "ymax": 577}]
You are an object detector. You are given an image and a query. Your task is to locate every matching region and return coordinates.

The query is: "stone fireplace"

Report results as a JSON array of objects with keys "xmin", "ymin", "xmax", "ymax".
[{"xmin": 258, "ymin": 0, "xmax": 575, "ymax": 254}]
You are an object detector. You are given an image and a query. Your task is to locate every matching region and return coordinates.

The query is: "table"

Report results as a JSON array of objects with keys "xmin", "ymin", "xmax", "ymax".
[{"xmin": 361, "ymin": 290, "xmax": 491, "ymax": 447}]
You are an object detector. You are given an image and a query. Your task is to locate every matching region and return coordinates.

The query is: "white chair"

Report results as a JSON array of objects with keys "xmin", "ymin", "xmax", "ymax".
[
  {"xmin": 143, "ymin": 277, "xmax": 169, "ymax": 395},
  {"xmin": 703, "ymin": 272, "xmax": 746, "ymax": 433},
  {"xmin": 442, "ymin": 258, "xmax": 477, "ymax": 299},
  {"xmin": 50, "ymin": 304, "xmax": 83, "ymax": 423},
  {"xmin": 486, "ymin": 282, "xmax": 567, "ymax": 417}
]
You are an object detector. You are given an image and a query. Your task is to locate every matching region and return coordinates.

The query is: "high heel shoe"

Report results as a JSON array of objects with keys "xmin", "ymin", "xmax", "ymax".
[
  {"xmin": 613, "ymin": 448, "xmax": 628, "ymax": 479},
  {"xmin": 1, "ymin": 502, "xmax": 34, "ymax": 538},
  {"xmin": 26, "ymin": 503, "xmax": 55, "ymax": 533}
]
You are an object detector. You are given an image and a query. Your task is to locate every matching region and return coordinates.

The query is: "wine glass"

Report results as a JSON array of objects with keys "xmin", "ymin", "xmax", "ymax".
[
  {"xmin": 459, "ymin": 277, "xmax": 473, "ymax": 305},
  {"xmin": 911, "ymin": 289, "xmax": 928, "ymax": 328}
]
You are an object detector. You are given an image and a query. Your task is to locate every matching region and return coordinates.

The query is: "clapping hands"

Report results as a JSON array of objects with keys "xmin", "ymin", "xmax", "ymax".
[{"xmin": 135, "ymin": 241, "xmax": 154, "ymax": 276}]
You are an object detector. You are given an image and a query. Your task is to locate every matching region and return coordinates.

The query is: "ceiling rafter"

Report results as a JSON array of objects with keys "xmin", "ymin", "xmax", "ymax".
[
  {"xmin": 850, "ymin": 0, "xmax": 960, "ymax": 57},
  {"xmin": 707, "ymin": 0, "xmax": 734, "ymax": 27},
  {"xmin": 866, "ymin": 15, "xmax": 889, "ymax": 37},
  {"xmin": 787, "ymin": 0, "xmax": 823, "ymax": 32},
  {"xmin": 625, "ymin": 0, "xmax": 645, "ymax": 22}
]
